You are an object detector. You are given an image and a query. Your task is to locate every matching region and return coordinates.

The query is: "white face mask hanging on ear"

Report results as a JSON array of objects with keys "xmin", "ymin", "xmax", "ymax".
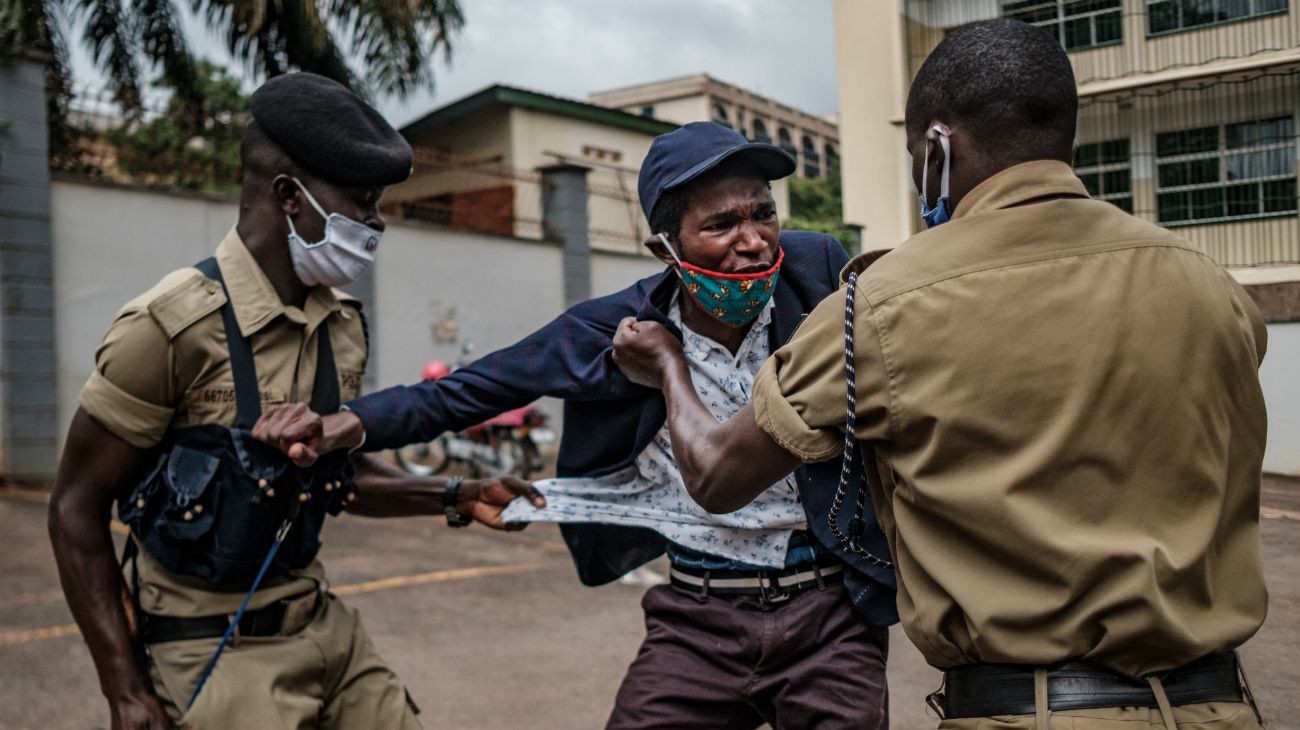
[
  {"xmin": 917, "ymin": 125, "xmax": 953, "ymax": 228},
  {"xmin": 285, "ymin": 177, "xmax": 380, "ymax": 287}
]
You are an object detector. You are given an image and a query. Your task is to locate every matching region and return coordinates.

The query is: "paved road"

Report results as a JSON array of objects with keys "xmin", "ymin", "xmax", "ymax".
[{"xmin": 2, "ymin": 476, "xmax": 1297, "ymax": 729}]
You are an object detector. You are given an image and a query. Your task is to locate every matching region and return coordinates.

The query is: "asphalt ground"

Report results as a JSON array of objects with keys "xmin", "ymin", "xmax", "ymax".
[{"xmin": 2, "ymin": 475, "xmax": 1297, "ymax": 730}]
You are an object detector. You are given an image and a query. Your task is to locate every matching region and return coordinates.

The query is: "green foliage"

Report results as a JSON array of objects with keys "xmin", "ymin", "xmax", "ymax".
[
  {"xmin": 783, "ymin": 157, "xmax": 860, "ymax": 255},
  {"xmin": 107, "ymin": 61, "xmax": 248, "ymax": 193},
  {"xmin": 4, "ymin": 1, "xmax": 464, "ymax": 171},
  {"xmin": 783, "ymin": 215, "xmax": 859, "ymax": 255}
]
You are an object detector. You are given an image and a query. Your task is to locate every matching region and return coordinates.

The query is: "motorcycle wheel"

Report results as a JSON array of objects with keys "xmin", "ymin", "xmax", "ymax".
[
  {"xmin": 496, "ymin": 436, "xmax": 542, "ymax": 479},
  {"xmin": 394, "ymin": 437, "xmax": 451, "ymax": 477}
]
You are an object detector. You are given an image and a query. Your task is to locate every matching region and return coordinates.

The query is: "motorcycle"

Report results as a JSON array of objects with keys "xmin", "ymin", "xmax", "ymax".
[{"xmin": 394, "ymin": 345, "xmax": 556, "ymax": 479}]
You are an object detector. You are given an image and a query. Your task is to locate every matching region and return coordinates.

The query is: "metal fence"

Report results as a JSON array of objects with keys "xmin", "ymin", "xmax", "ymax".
[
  {"xmin": 52, "ymin": 84, "xmax": 244, "ymax": 194},
  {"xmin": 392, "ymin": 148, "xmax": 651, "ymax": 254}
]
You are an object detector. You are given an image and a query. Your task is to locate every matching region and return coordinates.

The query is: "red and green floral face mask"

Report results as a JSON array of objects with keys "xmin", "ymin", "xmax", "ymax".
[{"xmin": 657, "ymin": 233, "xmax": 784, "ymax": 328}]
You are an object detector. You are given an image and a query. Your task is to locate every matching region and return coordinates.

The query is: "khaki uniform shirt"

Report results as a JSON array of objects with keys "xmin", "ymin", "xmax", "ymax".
[
  {"xmin": 81, "ymin": 228, "xmax": 368, "ymax": 617},
  {"xmin": 752, "ymin": 160, "xmax": 1269, "ymax": 678}
]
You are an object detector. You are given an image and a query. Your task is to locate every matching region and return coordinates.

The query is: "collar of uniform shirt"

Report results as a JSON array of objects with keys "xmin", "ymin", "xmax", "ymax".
[
  {"xmin": 214, "ymin": 227, "xmax": 344, "ymax": 337},
  {"xmin": 839, "ymin": 160, "xmax": 1092, "ymax": 285},
  {"xmin": 951, "ymin": 159, "xmax": 1088, "ymax": 221}
]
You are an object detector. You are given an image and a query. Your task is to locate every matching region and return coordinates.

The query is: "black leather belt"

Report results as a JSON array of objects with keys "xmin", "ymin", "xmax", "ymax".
[
  {"xmin": 140, "ymin": 590, "xmax": 319, "ymax": 644},
  {"xmin": 669, "ymin": 556, "xmax": 843, "ymax": 603},
  {"xmin": 941, "ymin": 652, "xmax": 1242, "ymax": 718}
]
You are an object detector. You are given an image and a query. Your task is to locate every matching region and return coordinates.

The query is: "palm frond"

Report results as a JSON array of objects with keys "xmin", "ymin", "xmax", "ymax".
[
  {"xmin": 331, "ymin": 0, "xmax": 463, "ymax": 98},
  {"xmin": 73, "ymin": 0, "xmax": 142, "ymax": 111},
  {"xmin": 130, "ymin": 0, "xmax": 199, "ymax": 104}
]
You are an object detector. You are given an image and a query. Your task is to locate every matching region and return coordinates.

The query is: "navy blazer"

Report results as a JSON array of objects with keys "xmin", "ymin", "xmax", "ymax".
[{"xmin": 349, "ymin": 230, "xmax": 898, "ymax": 625}]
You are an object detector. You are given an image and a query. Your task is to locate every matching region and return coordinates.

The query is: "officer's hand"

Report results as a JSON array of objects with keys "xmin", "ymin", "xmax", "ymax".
[
  {"xmin": 252, "ymin": 403, "xmax": 324, "ymax": 467},
  {"xmin": 109, "ymin": 688, "xmax": 174, "ymax": 730},
  {"xmin": 460, "ymin": 476, "xmax": 546, "ymax": 531},
  {"xmin": 612, "ymin": 317, "xmax": 686, "ymax": 389}
]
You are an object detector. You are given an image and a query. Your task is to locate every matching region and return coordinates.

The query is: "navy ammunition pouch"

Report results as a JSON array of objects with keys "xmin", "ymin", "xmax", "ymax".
[{"xmin": 117, "ymin": 257, "xmax": 357, "ymax": 588}]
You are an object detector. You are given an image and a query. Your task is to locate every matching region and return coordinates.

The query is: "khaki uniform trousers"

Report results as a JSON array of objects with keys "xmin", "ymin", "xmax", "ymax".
[
  {"xmin": 939, "ymin": 701, "xmax": 1262, "ymax": 729},
  {"xmin": 146, "ymin": 591, "xmax": 421, "ymax": 730}
]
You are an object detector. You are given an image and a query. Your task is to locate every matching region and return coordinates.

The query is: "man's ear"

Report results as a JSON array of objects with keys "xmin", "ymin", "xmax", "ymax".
[
  {"xmin": 921, "ymin": 122, "xmax": 950, "ymax": 204},
  {"xmin": 644, "ymin": 233, "xmax": 679, "ymax": 268},
  {"xmin": 273, "ymin": 175, "xmax": 301, "ymax": 217}
]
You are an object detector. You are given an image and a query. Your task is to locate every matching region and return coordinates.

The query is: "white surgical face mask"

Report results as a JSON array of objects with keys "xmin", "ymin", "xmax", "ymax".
[{"xmin": 285, "ymin": 177, "xmax": 380, "ymax": 287}]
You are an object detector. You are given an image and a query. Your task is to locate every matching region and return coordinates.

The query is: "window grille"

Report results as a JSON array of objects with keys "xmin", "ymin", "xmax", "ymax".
[
  {"xmin": 1074, "ymin": 138, "xmax": 1134, "ymax": 212},
  {"xmin": 1001, "ymin": 0, "xmax": 1124, "ymax": 51},
  {"xmin": 1155, "ymin": 116, "xmax": 1297, "ymax": 225}
]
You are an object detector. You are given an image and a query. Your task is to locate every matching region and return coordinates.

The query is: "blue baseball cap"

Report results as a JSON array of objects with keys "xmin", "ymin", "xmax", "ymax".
[{"xmin": 638, "ymin": 121, "xmax": 796, "ymax": 224}]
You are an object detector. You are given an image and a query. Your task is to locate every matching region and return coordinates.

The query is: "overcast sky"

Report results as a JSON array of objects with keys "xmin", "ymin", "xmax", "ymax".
[{"xmin": 65, "ymin": 0, "xmax": 838, "ymax": 127}]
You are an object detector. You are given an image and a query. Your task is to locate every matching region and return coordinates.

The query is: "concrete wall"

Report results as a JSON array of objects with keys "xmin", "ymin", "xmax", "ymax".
[
  {"xmin": 1, "ymin": 54, "xmax": 59, "ymax": 479},
  {"xmin": 1261, "ymin": 322, "xmax": 1300, "ymax": 476},
  {"xmin": 49, "ymin": 179, "xmax": 663, "ymax": 451},
  {"xmin": 38, "ymin": 178, "xmax": 1300, "ymax": 475},
  {"xmin": 834, "ymin": 0, "xmax": 912, "ymax": 250},
  {"xmin": 509, "ymin": 106, "xmax": 661, "ymax": 252}
]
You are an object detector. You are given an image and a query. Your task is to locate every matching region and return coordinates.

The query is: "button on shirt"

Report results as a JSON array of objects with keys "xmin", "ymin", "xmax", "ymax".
[
  {"xmin": 504, "ymin": 295, "xmax": 807, "ymax": 568},
  {"xmin": 751, "ymin": 160, "xmax": 1269, "ymax": 677}
]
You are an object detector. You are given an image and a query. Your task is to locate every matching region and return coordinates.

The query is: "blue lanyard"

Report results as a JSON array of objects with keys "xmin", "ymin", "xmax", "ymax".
[{"xmin": 187, "ymin": 515, "xmax": 296, "ymax": 710}]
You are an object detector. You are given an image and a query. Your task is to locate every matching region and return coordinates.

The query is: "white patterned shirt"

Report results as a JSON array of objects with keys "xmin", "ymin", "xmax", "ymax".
[{"xmin": 502, "ymin": 295, "xmax": 806, "ymax": 567}]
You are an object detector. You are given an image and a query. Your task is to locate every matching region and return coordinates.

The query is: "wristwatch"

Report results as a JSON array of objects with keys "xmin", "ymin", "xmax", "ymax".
[{"xmin": 444, "ymin": 477, "xmax": 472, "ymax": 528}]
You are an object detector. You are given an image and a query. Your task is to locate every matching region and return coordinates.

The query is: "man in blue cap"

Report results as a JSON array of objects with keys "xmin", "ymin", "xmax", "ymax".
[{"xmin": 256, "ymin": 121, "xmax": 896, "ymax": 728}]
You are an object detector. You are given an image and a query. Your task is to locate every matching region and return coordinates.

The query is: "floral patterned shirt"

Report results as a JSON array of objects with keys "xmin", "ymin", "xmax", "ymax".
[{"xmin": 503, "ymin": 295, "xmax": 806, "ymax": 567}]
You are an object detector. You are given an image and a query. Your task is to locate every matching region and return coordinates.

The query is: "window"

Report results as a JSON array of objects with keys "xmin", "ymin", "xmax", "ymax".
[
  {"xmin": 802, "ymin": 134, "xmax": 821, "ymax": 177},
  {"xmin": 752, "ymin": 119, "xmax": 771, "ymax": 144},
  {"xmin": 1148, "ymin": 0, "xmax": 1288, "ymax": 35},
  {"xmin": 777, "ymin": 127, "xmax": 795, "ymax": 156},
  {"xmin": 639, "ymin": 105, "xmax": 655, "ymax": 118},
  {"xmin": 1073, "ymin": 139, "xmax": 1133, "ymax": 213},
  {"xmin": 1001, "ymin": 0, "xmax": 1123, "ymax": 51},
  {"xmin": 1155, "ymin": 116, "xmax": 1297, "ymax": 225},
  {"xmin": 582, "ymin": 145, "xmax": 623, "ymax": 163},
  {"xmin": 712, "ymin": 103, "xmax": 731, "ymax": 129}
]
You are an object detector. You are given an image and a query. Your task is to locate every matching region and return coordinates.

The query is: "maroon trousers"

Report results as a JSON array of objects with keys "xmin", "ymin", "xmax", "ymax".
[{"xmin": 606, "ymin": 581, "xmax": 890, "ymax": 730}]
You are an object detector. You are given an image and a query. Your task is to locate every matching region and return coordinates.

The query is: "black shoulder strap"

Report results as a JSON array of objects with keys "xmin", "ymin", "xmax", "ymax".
[
  {"xmin": 195, "ymin": 257, "xmax": 342, "ymax": 421},
  {"xmin": 310, "ymin": 322, "xmax": 339, "ymax": 413},
  {"xmin": 195, "ymin": 257, "xmax": 262, "ymax": 428}
]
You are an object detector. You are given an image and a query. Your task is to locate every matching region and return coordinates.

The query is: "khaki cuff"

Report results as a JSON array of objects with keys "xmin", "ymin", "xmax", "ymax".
[
  {"xmin": 79, "ymin": 370, "xmax": 174, "ymax": 449},
  {"xmin": 752, "ymin": 359, "xmax": 843, "ymax": 463}
]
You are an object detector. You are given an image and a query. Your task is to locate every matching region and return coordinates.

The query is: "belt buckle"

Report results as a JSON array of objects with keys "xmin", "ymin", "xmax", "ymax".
[{"xmin": 761, "ymin": 576, "xmax": 791, "ymax": 604}]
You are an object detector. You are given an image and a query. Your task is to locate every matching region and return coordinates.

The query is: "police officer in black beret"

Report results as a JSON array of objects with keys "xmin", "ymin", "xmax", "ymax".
[{"xmin": 49, "ymin": 72, "xmax": 544, "ymax": 730}]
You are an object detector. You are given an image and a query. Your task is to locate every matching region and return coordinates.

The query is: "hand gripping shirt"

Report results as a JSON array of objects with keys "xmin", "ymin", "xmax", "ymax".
[{"xmin": 504, "ymin": 295, "xmax": 807, "ymax": 568}]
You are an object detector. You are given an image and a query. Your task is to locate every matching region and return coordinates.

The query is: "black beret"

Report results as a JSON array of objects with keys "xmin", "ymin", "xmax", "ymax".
[{"xmin": 250, "ymin": 72, "xmax": 413, "ymax": 187}]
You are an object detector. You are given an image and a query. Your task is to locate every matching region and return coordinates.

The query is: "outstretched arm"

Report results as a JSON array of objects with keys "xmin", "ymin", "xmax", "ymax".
[
  {"xmin": 255, "ymin": 294, "xmax": 658, "ymax": 461},
  {"xmin": 612, "ymin": 318, "xmax": 800, "ymax": 513},
  {"xmin": 345, "ymin": 453, "xmax": 545, "ymax": 530}
]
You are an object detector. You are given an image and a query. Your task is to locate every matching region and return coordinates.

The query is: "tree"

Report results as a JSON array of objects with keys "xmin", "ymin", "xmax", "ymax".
[
  {"xmin": 1, "ymin": 0, "xmax": 463, "ymax": 161},
  {"xmin": 108, "ymin": 60, "xmax": 248, "ymax": 193},
  {"xmin": 784, "ymin": 157, "xmax": 860, "ymax": 255}
]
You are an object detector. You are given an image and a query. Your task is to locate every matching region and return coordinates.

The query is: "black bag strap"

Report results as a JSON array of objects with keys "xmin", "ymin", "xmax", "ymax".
[
  {"xmin": 194, "ymin": 257, "xmax": 341, "ymax": 425},
  {"xmin": 195, "ymin": 258, "xmax": 261, "ymax": 427},
  {"xmin": 310, "ymin": 322, "xmax": 339, "ymax": 413},
  {"xmin": 826, "ymin": 271, "xmax": 893, "ymax": 569}
]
